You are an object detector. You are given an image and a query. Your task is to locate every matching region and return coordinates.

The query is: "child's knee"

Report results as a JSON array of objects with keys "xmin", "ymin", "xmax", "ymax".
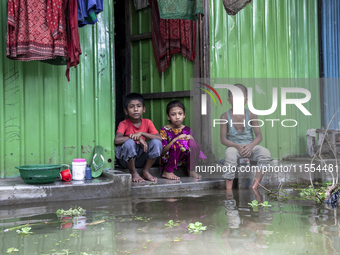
[
  {"xmin": 253, "ymin": 146, "xmax": 271, "ymax": 168},
  {"xmin": 188, "ymin": 139, "xmax": 198, "ymax": 149},
  {"xmin": 116, "ymin": 139, "xmax": 137, "ymax": 162},
  {"xmin": 147, "ymin": 139, "xmax": 162, "ymax": 158},
  {"xmin": 256, "ymin": 146, "xmax": 271, "ymax": 161},
  {"xmin": 123, "ymin": 139, "xmax": 136, "ymax": 149},
  {"xmin": 225, "ymin": 147, "xmax": 238, "ymax": 163},
  {"xmin": 149, "ymin": 139, "xmax": 162, "ymax": 150},
  {"xmin": 263, "ymin": 148, "xmax": 271, "ymax": 160}
]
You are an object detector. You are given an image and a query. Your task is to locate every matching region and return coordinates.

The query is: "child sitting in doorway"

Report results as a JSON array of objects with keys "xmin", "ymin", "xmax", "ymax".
[
  {"xmin": 160, "ymin": 100, "xmax": 206, "ymax": 180},
  {"xmin": 220, "ymin": 84, "xmax": 271, "ymax": 190},
  {"xmin": 115, "ymin": 93, "xmax": 163, "ymax": 182}
]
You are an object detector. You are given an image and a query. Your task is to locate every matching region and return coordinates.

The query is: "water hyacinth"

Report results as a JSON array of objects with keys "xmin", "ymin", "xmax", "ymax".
[{"xmin": 187, "ymin": 222, "xmax": 207, "ymax": 234}]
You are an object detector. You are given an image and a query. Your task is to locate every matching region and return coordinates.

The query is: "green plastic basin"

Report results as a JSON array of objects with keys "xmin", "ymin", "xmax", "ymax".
[{"xmin": 15, "ymin": 164, "xmax": 63, "ymax": 184}]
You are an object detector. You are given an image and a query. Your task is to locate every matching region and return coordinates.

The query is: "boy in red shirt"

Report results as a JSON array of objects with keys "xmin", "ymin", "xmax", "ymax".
[{"xmin": 115, "ymin": 93, "xmax": 162, "ymax": 182}]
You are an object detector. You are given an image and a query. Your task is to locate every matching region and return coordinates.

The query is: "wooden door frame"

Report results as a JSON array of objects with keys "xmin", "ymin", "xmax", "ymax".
[{"xmin": 124, "ymin": 0, "xmax": 214, "ymax": 161}]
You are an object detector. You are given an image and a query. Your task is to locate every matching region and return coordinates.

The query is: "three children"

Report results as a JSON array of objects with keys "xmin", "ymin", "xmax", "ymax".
[{"xmin": 116, "ymin": 85, "xmax": 271, "ymax": 189}]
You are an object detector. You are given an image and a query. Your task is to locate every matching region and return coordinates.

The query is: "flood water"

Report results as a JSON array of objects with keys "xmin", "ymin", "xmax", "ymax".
[{"xmin": 0, "ymin": 189, "xmax": 339, "ymax": 255}]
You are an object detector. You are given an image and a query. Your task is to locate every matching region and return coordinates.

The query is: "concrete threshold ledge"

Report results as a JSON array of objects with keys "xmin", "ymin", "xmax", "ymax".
[
  {"xmin": 0, "ymin": 170, "xmax": 131, "ymax": 206},
  {"xmin": 132, "ymin": 177, "xmax": 226, "ymax": 195}
]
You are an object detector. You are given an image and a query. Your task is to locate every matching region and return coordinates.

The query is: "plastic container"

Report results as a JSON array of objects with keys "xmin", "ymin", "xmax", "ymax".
[
  {"xmin": 85, "ymin": 164, "xmax": 92, "ymax": 180},
  {"xmin": 15, "ymin": 164, "xmax": 63, "ymax": 184},
  {"xmin": 72, "ymin": 159, "xmax": 86, "ymax": 180}
]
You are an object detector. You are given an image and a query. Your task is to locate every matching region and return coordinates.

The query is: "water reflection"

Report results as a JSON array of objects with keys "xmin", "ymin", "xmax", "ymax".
[
  {"xmin": 218, "ymin": 189, "xmax": 273, "ymax": 253},
  {"xmin": 0, "ymin": 190, "xmax": 340, "ymax": 254}
]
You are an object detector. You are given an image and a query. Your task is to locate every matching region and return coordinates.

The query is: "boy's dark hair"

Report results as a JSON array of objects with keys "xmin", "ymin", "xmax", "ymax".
[
  {"xmin": 228, "ymin": 84, "xmax": 248, "ymax": 98},
  {"xmin": 124, "ymin": 93, "xmax": 145, "ymax": 109},
  {"xmin": 166, "ymin": 100, "xmax": 186, "ymax": 115}
]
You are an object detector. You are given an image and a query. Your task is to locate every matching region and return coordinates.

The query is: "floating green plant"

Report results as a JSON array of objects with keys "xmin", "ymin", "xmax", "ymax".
[
  {"xmin": 298, "ymin": 184, "xmax": 329, "ymax": 201},
  {"xmin": 259, "ymin": 201, "xmax": 271, "ymax": 207},
  {"xmin": 164, "ymin": 220, "xmax": 180, "ymax": 228},
  {"xmin": 187, "ymin": 222, "xmax": 207, "ymax": 234},
  {"xmin": 6, "ymin": 247, "xmax": 18, "ymax": 254},
  {"xmin": 16, "ymin": 226, "xmax": 32, "ymax": 235},
  {"xmin": 56, "ymin": 206, "xmax": 85, "ymax": 217},
  {"xmin": 248, "ymin": 200, "xmax": 259, "ymax": 207}
]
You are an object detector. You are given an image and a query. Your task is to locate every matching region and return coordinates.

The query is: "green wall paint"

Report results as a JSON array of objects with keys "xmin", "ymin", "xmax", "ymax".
[{"xmin": 0, "ymin": 1, "xmax": 115, "ymax": 177}]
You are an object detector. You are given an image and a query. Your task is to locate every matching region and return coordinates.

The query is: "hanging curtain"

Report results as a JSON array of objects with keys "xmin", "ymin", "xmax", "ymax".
[{"xmin": 149, "ymin": 0, "xmax": 196, "ymax": 76}]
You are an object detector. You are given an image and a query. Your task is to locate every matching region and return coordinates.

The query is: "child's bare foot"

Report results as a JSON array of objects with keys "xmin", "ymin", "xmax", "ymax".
[
  {"xmin": 142, "ymin": 171, "xmax": 158, "ymax": 182},
  {"xmin": 131, "ymin": 172, "xmax": 145, "ymax": 182},
  {"xmin": 189, "ymin": 171, "xmax": 202, "ymax": 179},
  {"xmin": 162, "ymin": 172, "xmax": 180, "ymax": 180}
]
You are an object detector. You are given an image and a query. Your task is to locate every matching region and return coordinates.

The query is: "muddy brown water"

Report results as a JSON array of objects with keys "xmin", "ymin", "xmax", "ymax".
[{"xmin": 0, "ymin": 189, "xmax": 339, "ymax": 255}]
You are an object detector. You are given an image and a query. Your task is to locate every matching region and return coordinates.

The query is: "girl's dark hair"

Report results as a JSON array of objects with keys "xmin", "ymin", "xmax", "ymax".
[
  {"xmin": 166, "ymin": 100, "xmax": 185, "ymax": 115},
  {"xmin": 124, "ymin": 93, "xmax": 145, "ymax": 109},
  {"xmin": 228, "ymin": 84, "xmax": 248, "ymax": 98}
]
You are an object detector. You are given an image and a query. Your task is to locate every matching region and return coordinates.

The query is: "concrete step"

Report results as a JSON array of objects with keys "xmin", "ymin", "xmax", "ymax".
[
  {"xmin": 117, "ymin": 166, "xmax": 189, "ymax": 178},
  {"xmin": 0, "ymin": 170, "xmax": 131, "ymax": 206},
  {"xmin": 131, "ymin": 177, "xmax": 225, "ymax": 195}
]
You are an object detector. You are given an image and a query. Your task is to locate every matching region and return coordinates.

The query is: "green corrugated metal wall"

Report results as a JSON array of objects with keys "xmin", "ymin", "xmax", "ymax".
[
  {"xmin": 0, "ymin": 1, "xmax": 115, "ymax": 177},
  {"xmin": 210, "ymin": 0, "xmax": 321, "ymax": 160},
  {"xmin": 130, "ymin": 3, "xmax": 193, "ymax": 130}
]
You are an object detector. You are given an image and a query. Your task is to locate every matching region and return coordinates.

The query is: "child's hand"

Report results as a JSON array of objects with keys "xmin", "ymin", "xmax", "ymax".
[
  {"xmin": 176, "ymin": 134, "xmax": 188, "ymax": 141},
  {"xmin": 240, "ymin": 144, "xmax": 254, "ymax": 157},
  {"xmin": 186, "ymin": 135, "xmax": 194, "ymax": 140},
  {"xmin": 130, "ymin": 132, "xmax": 143, "ymax": 141},
  {"xmin": 139, "ymin": 138, "xmax": 148, "ymax": 152}
]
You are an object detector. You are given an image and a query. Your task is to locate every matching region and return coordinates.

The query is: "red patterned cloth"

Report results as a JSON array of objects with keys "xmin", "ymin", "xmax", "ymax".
[
  {"xmin": 149, "ymin": 0, "xmax": 196, "ymax": 76},
  {"xmin": 66, "ymin": 0, "xmax": 82, "ymax": 81},
  {"xmin": 6, "ymin": 0, "xmax": 68, "ymax": 60}
]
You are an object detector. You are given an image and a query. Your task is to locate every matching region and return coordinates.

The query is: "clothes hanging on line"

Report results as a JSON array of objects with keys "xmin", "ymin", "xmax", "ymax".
[
  {"xmin": 134, "ymin": 0, "xmax": 149, "ymax": 10},
  {"xmin": 149, "ymin": 0, "xmax": 196, "ymax": 76},
  {"xmin": 77, "ymin": 0, "xmax": 103, "ymax": 27},
  {"xmin": 157, "ymin": 0, "xmax": 204, "ymax": 21},
  {"xmin": 7, "ymin": 0, "xmax": 68, "ymax": 61},
  {"xmin": 222, "ymin": 0, "xmax": 252, "ymax": 15},
  {"xmin": 67, "ymin": 0, "xmax": 82, "ymax": 81},
  {"xmin": 6, "ymin": 0, "xmax": 82, "ymax": 81}
]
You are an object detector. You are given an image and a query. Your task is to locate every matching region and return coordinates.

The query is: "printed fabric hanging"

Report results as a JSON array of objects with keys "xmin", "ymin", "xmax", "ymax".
[
  {"xmin": 6, "ymin": 0, "xmax": 82, "ymax": 81},
  {"xmin": 157, "ymin": 0, "xmax": 204, "ymax": 21},
  {"xmin": 222, "ymin": 0, "xmax": 252, "ymax": 15},
  {"xmin": 77, "ymin": 0, "xmax": 104, "ymax": 27},
  {"xmin": 149, "ymin": 0, "xmax": 196, "ymax": 76},
  {"xmin": 7, "ymin": 0, "xmax": 68, "ymax": 61}
]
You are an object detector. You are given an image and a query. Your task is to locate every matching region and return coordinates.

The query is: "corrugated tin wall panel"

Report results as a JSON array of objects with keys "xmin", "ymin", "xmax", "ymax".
[
  {"xmin": 0, "ymin": 1, "xmax": 115, "ymax": 177},
  {"xmin": 210, "ymin": 0, "xmax": 321, "ymax": 160},
  {"xmin": 321, "ymin": 0, "xmax": 340, "ymax": 129},
  {"xmin": 130, "ymin": 2, "xmax": 193, "ymax": 130}
]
